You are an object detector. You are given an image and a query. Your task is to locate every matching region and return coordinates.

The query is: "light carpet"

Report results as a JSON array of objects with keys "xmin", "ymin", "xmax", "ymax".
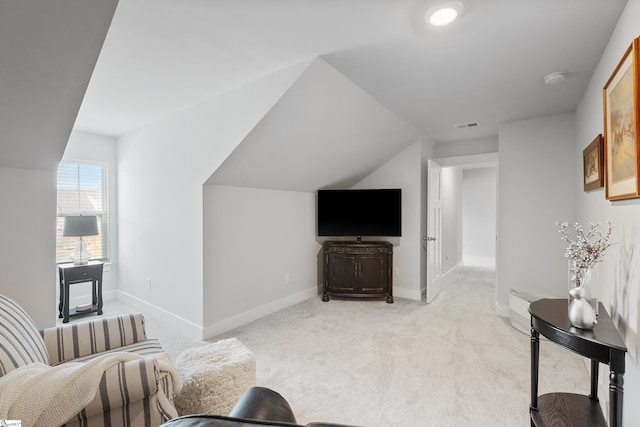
[
  {"xmin": 210, "ymin": 267, "xmax": 589, "ymax": 426},
  {"xmin": 86, "ymin": 266, "xmax": 591, "ymax": 426}
]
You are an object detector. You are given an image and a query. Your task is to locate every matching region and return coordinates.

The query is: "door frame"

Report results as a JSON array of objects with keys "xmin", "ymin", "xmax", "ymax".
[{"xmin": 422, "ymin": 152, "xmax": 499, "ymax": 303}]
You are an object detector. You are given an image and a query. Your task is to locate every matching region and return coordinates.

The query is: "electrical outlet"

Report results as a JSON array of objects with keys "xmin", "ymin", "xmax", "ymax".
[
  {"xmin": 284, "ymin": 273, "xmax": 291, "ymax": 284},
  {"xmin": 146, "ymin": 278, "xmax": 151, "ymax": 290},
  {"xmin": 393, "ymin": 267, "xmax": 400, "ymax": 276}
]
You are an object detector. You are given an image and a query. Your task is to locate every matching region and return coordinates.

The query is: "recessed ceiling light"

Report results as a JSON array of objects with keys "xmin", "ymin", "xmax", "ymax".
[
  {"xmin": 426, "ymin": 1, "xmax": 464, "ymax": 26},
  {"xmin": 543, "ymin": 72, "xmax": 566, "ymax": 85}
]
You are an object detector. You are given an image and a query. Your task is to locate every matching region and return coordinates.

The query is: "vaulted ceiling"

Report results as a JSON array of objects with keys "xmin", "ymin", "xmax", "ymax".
[
  {"xmin": 0, "ymin": 0, "xmax": 118, "ymax": 171},
  {"xmin": 0, "ymin": 0, "xmax": 629, "ymax": 175},
  {"xmin": 75, "ymin": 0, "xmax": 627, "ymax": 144},
  {"xmin": 207, "ymin": 58, "xmax": 423, "ymax": 191}
]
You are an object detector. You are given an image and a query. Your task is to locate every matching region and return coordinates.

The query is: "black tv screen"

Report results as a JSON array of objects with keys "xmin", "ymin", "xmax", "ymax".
[{"xmin": 317, "ymin": 189, "xmax": 401, "ymax": 237}]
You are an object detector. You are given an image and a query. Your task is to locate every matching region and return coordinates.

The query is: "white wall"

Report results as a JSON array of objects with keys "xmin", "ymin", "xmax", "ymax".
[
  {"xmin": 207, "ymin": 58, "xmax": 422, "ymax": 192},
  {"xmin": 440, "ymin": 167, "xmax": 463, "ymax": 273},
  {"xmin": 497, "ymin": 113, "xmax": 576, "ymax": 309},
  {"xmin": 115, "ymin": 55, "xmax": 424, "ymax": 339},
  {"xmin": 575, "ymin": 0, "xmax": 640, "ymax": 423},
  {"xmin": 355, "ymin": 141, "xmax": 423, "ymax": 300},
  {"xmin": 203, "ymin": 186, "xmax": 319, "ymax": 338},
  {"xmin": 58, "ymin": 131, "xmax": 119, "ymax": 306},
  {"xmin": 463, "ymin": 168, "xmax": 497, "ymax": 267},
  {"xmin": 0, "ymin": 167, "xmax": 56, "ymax": 328},
  {"xmin": 0, "ymin": 0, "xmax": 116, "ymax": 329},
  {"xmin": 433, "ymin": 137, "xmax": 499, "ymax": 159},
  {"xmin": 115, "ymin": 61, "xmax": 309, "ymax": 339}
]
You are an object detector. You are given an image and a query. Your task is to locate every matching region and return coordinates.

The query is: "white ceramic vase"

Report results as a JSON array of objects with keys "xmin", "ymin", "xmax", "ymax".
[{"xmin": 567, "ymin": 260, "xmax": 598, "ymax": 330}]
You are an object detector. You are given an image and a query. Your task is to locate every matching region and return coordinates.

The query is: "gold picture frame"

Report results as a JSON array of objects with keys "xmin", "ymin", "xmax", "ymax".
[
  {"xmin": 603, "ymin": 37, "xmax": 640, "ymax": 200},
  {"xmin": 583, "ymin": 134, "xmax": 604, "ymax": 191}
]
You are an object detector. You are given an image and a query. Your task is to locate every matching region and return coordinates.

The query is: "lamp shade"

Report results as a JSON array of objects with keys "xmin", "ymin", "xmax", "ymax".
[{"xmin": 63, "ymin": 215, "xmax": 99, "ymax": 237}]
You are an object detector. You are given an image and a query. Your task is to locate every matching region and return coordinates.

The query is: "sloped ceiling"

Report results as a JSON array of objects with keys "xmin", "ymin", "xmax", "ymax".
[
  {"xmin": 71, "ymin": 0, "xmax": 625, "ymax": 193},
  {"xmin": 75, "ymin": 0, "xmax": 627, "ymax": 144},
  {"xmin": 206, "ymin": 58, "xmax": 423, "ymax": 192},
  {"xmin": 0, "ymin": 0, "xmax": 118, "ymax": 171}
]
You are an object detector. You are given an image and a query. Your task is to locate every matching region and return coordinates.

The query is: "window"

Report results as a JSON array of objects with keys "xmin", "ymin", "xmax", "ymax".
[{"xmin": 56, "ymin": 162, "xmax": 109, "ymax": 263}]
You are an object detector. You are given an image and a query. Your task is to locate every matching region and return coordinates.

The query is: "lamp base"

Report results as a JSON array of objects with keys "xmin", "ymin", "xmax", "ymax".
[{"xmin": 71, "ymin": 237, "xmax": 92, "ymax": 265}]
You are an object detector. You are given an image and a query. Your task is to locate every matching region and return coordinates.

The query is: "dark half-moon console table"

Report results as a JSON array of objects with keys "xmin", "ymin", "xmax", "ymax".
[{"xmin": 529, "ymin": 298, "xmax": 627, "ymax": 427}]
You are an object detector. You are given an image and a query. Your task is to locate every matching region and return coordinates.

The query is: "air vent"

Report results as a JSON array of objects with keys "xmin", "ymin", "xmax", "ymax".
[{"xmin": 454, "ymin": 122, "xmax": 479, "ymax": 129}]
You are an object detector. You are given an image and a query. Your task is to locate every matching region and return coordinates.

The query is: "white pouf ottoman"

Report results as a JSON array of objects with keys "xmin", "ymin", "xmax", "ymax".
[{"xmin": 174, "ymin": 337, "xmax": 256, "ymax": 416}]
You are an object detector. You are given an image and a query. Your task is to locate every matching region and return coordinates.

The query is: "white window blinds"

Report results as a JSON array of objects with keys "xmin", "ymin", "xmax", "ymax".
[{"xmin": 56, "ymin": 162, "xmax": 109, "ymax": 263}]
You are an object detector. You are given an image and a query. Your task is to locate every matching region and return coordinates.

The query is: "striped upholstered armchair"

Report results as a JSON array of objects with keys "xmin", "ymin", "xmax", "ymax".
[{"xmin": 0, "ymin": 295, "xmax": 181, "ymax": 427}]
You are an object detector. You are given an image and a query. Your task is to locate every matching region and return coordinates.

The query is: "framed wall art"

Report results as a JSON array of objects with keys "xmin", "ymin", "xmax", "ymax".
[
  {"xmin": 603, "ymin": 36, "xmax": 640, "ymax": 200},
  {"xmin": 583, "ymin": 134, "xmax": 604, "ymax": 191}
]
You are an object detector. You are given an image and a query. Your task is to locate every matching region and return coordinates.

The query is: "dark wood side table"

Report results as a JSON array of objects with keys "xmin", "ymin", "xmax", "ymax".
[
  {"xmin": 58, "ymin": 261, "xmax": 104, "ymax": 323},
  {"xmin": 529, "ymin": 298, "xmax": 627, "ymax": 427}
]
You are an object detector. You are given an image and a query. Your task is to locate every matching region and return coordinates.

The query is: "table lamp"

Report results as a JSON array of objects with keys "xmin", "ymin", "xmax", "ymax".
[{"xmin": 63, "ymin": 215, "xmax": 98, "ymax": 265}]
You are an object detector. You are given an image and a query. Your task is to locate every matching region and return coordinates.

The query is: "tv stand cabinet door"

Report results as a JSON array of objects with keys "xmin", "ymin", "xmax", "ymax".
[
  {"xmin": 327, "ymin": 254, "xmax": 358, "ymax": 292},
  {"xmin": 359, "ymin": 255, "xmax": 388, "ymax": 293}
]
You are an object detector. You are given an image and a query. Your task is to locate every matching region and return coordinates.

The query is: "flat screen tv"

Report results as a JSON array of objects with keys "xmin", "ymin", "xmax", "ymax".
[{"xmin": 317, "ymin": 189, "xmax": 401, "ymax": 238}]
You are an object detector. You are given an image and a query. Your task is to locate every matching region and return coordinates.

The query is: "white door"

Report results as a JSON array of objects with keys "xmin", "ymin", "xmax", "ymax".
[{"xmin": 425, "ymin": 159, "xmax": 443, "ymax": 303}]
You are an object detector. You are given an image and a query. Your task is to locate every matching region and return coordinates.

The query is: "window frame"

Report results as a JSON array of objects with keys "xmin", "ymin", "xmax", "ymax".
[{"xmin": 56, "ymin": 160, "xmax": 110, "ymax": 264}]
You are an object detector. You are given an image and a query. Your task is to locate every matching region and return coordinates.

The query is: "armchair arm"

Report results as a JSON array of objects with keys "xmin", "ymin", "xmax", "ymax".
[
  {"xmin": 63, "ymin": 355, "xmax": 179, "ymax": 425},
  {"xmin": 228, "ymin": 387, "xmax": 297, "ymax": 423},
  {"xmin": 41, "ymin": 313, "xmax": 149, "ymax": 365}
]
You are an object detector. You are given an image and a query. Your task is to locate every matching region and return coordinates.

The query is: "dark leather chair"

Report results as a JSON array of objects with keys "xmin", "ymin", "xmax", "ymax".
[{"xmin": 161, "ymin": 387, "xmax": 360, "ymax": 427}]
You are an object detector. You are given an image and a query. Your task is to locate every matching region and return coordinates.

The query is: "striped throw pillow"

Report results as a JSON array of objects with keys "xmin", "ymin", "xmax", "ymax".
[
  {"xmin": 0, "ymin": 295, "xmax": 49, "ymax": 376},
  {"xmin": 42, "ymin": 313, "xmax": 151, "ymax": 366}
]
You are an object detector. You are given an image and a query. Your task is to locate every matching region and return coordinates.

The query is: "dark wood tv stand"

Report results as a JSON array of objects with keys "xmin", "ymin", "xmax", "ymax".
[{"xmin": 322, "ymin": 241, "xmax": 393, "ymax": 303}]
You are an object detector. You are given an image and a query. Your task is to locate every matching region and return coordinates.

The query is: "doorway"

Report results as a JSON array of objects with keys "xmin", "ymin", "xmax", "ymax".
[
  {"xmin": 424, "ymin": 153, "xmax": 498, "ymax": 303},
  {"xmin": 462, "ymin": 167, "xmax": 497, "ymax": 268}
]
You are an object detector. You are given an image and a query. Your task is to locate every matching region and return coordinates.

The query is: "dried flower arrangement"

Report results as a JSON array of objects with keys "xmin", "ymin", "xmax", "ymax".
[
  {"xmin": 557, "ymin": 220, "xmax": 619, "ymax": 329},
  {"xmin": 557, "ymin": 220, "xmax": 619, "ymax": 285}
]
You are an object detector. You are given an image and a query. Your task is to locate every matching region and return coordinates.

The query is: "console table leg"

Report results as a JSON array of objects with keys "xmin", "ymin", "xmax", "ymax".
[
  {"xmin": 530, "ymin": 326, "xmax": 540, "ymax": 413},
  {"xmin": 590, "ymin": 360, "xmax": 599, "ymax": 400},
  {"xmin": 58, "ymin": 276, "xmax": 64, "ymax": 318},
  {"xmin": 609, "ymin": 370, "xmax": 624, "ymax": 427},
  {"xmin": 63, "ymin": 281, "xmax": 70, "ymax": 323},
  {"xmin": 97, "ymin": 277, "xmax": 103, "ymax": 315},
  {"xmin": 92, "ymin": 279, "xmax": 97, "ymax": 306}
]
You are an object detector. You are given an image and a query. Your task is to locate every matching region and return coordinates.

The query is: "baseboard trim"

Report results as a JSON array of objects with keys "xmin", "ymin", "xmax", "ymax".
[
  {"xmin": 463, "ymin": 256, "xmax": 496, "ymax": 269},
  {"xmin": 103, "ymin": 290, "xmax": 118, "ymax": 302},
  {"xmin": 496, "ymin": 303, "xmax": 510, "ymax": 318},
  {"xmin": 442, "ymin": 262, "xmax": 463, "ymax": 278},
  {"xmin": 203, "ymin": 287, "xmax": 318, "ymax": 340},
  {"xmin": 117, "ymin": 290, "xmax": 204, "ymax": 341},
  {"xmin": 394, "ymin": 287, "xmax": 422, "ymax": 301}
]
